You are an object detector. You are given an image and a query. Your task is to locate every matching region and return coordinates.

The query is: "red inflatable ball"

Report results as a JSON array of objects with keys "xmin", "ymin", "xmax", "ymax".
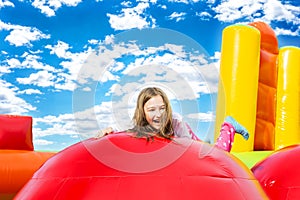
[
  {"xmin": 15, "ymin": 132, "xmax": 268, "ymax": 200},
  {"xmin": 252, "ymin": 144, "xmax": 300, "ymax": 200}
]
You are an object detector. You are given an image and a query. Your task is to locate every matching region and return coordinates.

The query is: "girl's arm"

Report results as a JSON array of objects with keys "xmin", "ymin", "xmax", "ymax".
[
  {"xmin": 172, "ymin": 113, "xmax": 200, "ymax": 141},
  {"xmin": 95, "ymin": 127, "xmax": 114, "ymax": 138}
]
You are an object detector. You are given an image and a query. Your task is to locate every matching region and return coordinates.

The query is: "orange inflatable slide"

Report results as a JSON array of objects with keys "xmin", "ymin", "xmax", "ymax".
[{"xmin": 0, "ymin": 115, "xmax": 55, "ymax": 199}]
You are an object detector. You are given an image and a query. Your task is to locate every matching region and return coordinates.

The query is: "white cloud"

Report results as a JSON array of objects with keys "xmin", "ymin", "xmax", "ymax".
[
  {"xmin": 45, "ymin": 41, "xmax": 96, "ymax": 90},
  {"xmin": 210, "ymin": 51, "xmax": 221, "ymax": 60},
  {"xmin": 17, "ymin": 70, "xmax": 55, "ymax": 87},
  {"xmin": 168, "ymin": 0, "xmax": 200, "ymax": 4},
  {"xmin": 18, "ymin": 88, "xmax": 43, "ymax": 95},
  {"xmin": 212, "ymin": 0, "xmax": 300, "ymax": 36},
  {"xmin": 46, "ymin": 41, "xmax": 71, "ymax": 58},
  {"xmin": 121, "ymin": 1, "xmax": 132, "ymax": 7},
  {"xmin": 213, "ymin": 0, "xmax": 263, "ymax": 22},
  {"xmin": 53, "ymin": 72, "xmax": 76, "ymax": 91},
  {"xmin": 206, "ymin": 0, "xmax": 215, "ymax": 3},
  {"xmin": 31, "ymin": 0, "xmax": 83, "ymax": 17},
  {"xmin": 29, "ymin": 99, "xmax": 128, "ymax": 149},
  {"xmin": 262, "ymin": 0, "xmax": 300, "ymax": 24},
  {"xmin": 0, "ymin": 20, "xmax": 50, "ymax": 47},
  {"xmin": 34, "ymin": 113, "xmax": 77, "ymax": 135},
  {"xmin": 75, "ymin": 41, "xmax": 136, "ymax": 86},
  {"xmin": 167, "ymin": 0, "xmax": 189, "ymax": 4},
  {"xmin": 0, "ymin": 0, "xmax": 14, "ymax": 8},
  {"xmin": 32, "ymin": 1, "xmax": 55, "ymax": 17},
  {"xmin": 118, "ymin": 44, "xmax": 219, "ymax": 96},
  {"xmin": 0, "ymin": 80, "xmax": 36, "ymax": 114},
  {"xmin": 1, "ymin": 53, "xmax": 78, "ymax": 91},
  {"xmin": 196, "ymin": 11, "xmax": 212, "ymax": 20},
  {"xmin": 88, "ymin": 39, "xmax": 99, "ymax": 45},
  {"xmin": 0, "ymin": 65, "xmax": 11, "ymax": 75},
  {"xmin": 159, "ymin": 4, "xmax": 167, "ymax": 9},
  {"xmin": 186, "ymin": 111, "xmax": 215, "ymax": 122},
  {"xmin": 168, "ymin": 12, "xmax": 186, "ymax": 22},
  {"xmin": 33, "ymin": 139, "xmax": 54, "ymax": 146},
  {"xmin": 46, "ymin": 41, "xmax": 91, "ymax": 74},
  {"xmin": 32, "ymin": 103, "xmax": 116, "ymax": 140},
  {"xmin": 20, "ymin": 54, "xmax": 57, "ymax": 72},
  {"xmin": 3, "ymin": 52, "xmax": 58, "ymax": 71},
  {"xmin": 274, "ymin": 27, "xmax": 299, "ymax": 36},
  {"xmin": 3, "ymin": 38, "xmax": 119, "ymax": 93},
  {"xmin": 107, "ymin": 2, "xmax": 155, "ymax": 30},
  {"xmin": 76, "ymin": 33, "xmax": 220, "ymax": 101},
  {"xmin": 82, "ymin": 87, "xmax": 91, "ymax": 92},
  {"xmin": 1, "ymin": 58, "xmax": 20, "ymax": 73}
]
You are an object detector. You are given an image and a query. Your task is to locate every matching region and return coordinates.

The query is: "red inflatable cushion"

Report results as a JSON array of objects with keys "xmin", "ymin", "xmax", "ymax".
[
  {"xmin": 0, "ymin": 115, "xmax": 33, "ymax": 151},
  {"xmin": 15, "ymin": 132, "xmax": 268, "ymax": 200},
  {"xmin": 252, "ymin": 144, "xmax": 300, "ymax": 200}
]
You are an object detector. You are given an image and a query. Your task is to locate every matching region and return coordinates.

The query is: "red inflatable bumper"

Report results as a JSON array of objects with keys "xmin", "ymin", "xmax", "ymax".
[
  {"xmin": 252, "ymin": 144, "xmax": 300, "ymax": 200},
  {"xmin": 15, "ymin": 132, "xmax": 267, "ymax": 199}
]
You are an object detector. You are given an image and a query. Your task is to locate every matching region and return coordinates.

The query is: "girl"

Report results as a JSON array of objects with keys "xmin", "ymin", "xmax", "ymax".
[{"xmin": 97, "ymin": 87, "xmax": 249, "ymax": 152}]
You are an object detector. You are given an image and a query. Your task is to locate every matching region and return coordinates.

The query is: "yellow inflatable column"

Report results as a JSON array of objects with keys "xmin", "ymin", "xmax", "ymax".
[
  {"xmin": 215, "ymin": 25, "xmax": 260, "ymax": 152},
  {"xmin": 275, "ymin": 46, "xmax": 300, "ymax": 149}
]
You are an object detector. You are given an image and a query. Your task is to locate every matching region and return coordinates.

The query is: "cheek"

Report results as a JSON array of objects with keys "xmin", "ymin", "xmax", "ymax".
[{"xmin": 144, "ymin": 111, "xmax": 153, "ymax": 123}]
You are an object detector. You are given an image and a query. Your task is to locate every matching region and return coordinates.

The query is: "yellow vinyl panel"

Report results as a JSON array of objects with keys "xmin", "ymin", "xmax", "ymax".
[
  {"xmin": 215, "ymin": 24, "xmax": 260, "ymax": 152},
  {"xmin": 275, "ymin": 46, "xmax": 300, "ymax": 149}
]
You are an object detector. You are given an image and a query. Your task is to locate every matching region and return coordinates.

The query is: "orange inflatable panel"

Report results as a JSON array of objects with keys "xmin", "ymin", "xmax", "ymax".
[
  {"xmin": 259, "ymin": 50, "xmax": 278, "ymax": 88},
  {"xmin": 0, "ymin": 150, "xmax": 55, "ymax": 195},
  {"xmin": 254, "ymin": 118, "xmax": 275, "ymax": 150},
  {"xmin": 256, "ymin": 82, "xmax": 277, "ymax": 124},
  {"xmin": 249, "ymin": 21, "xmax": 279, "ymax": 151},
  {"xmin": 249, "ymin": 21, "xmax": 279, "ymax": 54}
]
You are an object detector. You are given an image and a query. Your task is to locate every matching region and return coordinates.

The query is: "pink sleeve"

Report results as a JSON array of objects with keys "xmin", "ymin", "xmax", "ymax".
[{"xmin": 184, "ymin": 122, "xmax": 201, "ymax": 141}]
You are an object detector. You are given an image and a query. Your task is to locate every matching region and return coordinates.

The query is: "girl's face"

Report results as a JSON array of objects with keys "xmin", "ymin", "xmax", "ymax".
[{"xmin": 143, "ymin": 95, "xmax": 166, "ymax": 129}]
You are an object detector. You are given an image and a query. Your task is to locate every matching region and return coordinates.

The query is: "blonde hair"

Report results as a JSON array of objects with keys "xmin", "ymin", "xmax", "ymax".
[{"xmin": 131, "ymin": 87, "xmax": 174, "ymax": 139}]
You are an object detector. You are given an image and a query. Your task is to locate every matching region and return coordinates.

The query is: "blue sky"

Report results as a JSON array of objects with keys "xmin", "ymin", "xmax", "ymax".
[{"xmin": 1, "ymin": 0, "xmax": 300, "ymax": 151}]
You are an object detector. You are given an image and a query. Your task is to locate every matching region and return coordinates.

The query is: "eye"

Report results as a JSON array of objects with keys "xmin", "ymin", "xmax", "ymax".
[{"xmin": 147, "ymin": 108, "xmax": 155, "ymax": 112}]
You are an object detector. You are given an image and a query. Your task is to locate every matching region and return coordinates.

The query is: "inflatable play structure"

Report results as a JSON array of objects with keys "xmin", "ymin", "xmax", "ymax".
[
  {"xmin": 0, "ymin": 21, "xmax": 299, "ymax": 199},
  {"xmin": 214, "ymin": 21, "xmax": 300, "ymax": 152},
  {"xmin": 0, "ymin": 115, "xmax": 55, "ymax": 199}
]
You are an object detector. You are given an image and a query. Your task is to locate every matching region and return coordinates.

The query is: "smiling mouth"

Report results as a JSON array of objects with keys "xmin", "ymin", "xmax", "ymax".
[{"xmin": 153, "ymin": 119, "xmax": 160, "ymax": 123}]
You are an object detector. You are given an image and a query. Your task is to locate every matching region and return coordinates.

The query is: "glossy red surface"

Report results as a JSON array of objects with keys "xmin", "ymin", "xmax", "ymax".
[{"xmin": 15, "ymin": 132, "xmax": 268, "ymax": 200}]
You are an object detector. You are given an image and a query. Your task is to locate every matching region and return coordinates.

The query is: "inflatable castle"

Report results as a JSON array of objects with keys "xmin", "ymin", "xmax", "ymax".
[{"xmin": 0, "ymin": 21, "xmax": 299, "ymax": 199}]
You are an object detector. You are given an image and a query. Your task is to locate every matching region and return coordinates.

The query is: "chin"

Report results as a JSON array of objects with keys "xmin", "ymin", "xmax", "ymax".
[{"xmin": 152, "ymin": 125, "xmax": 161, "ymax": 130}]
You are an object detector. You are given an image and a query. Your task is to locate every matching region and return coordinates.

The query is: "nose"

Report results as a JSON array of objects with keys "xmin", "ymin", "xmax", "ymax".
[
  {"xmin": 153, "ymin": 110, "xmax": 161, "ymax": 117},
  {"xmin": 154, "ymin": 109, "xmax": 164, "ymax": 117}
]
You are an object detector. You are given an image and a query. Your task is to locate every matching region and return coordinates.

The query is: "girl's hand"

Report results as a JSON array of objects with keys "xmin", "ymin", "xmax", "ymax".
[{"xmin": 95, "ymin": 127, "xmax": 113, "ymax": 138}]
